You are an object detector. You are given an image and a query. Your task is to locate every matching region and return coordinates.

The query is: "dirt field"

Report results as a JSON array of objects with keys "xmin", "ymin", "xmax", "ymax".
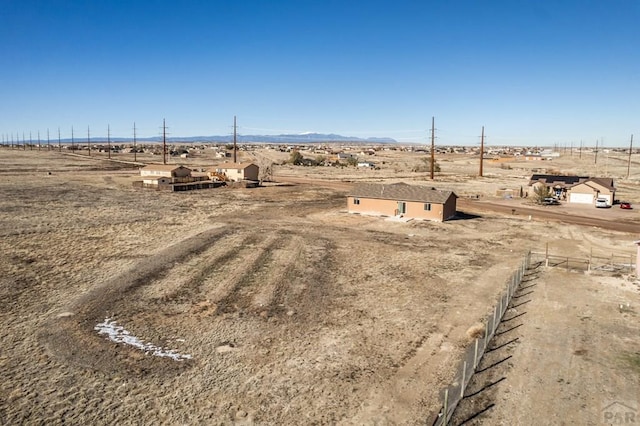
[{"xmin": 1, "ymin": 147, "xmax": 639, "ymax": 425}]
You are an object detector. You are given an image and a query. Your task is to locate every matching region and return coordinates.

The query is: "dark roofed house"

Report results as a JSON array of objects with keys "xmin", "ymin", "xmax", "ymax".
[
  {"xmin": 528, "ymin": 174, "xmax": 589, "ymax": 188},
  {"xmin": 528, "ymin": 174, "xmax": 616, "ymax": 204},
  {"xmin": 347, "ymin": 182, "xmax": 457, "ymax": 221}
]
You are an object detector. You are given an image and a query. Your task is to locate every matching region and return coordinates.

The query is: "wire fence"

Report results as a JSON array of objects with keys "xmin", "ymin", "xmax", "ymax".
[
  {"xmin": 532, "ymin": 244, "xmax": 635, "ymax": 273},
  {"xmin": 432, "ymin": 251, "xmax": 531, "ymax": 426}
]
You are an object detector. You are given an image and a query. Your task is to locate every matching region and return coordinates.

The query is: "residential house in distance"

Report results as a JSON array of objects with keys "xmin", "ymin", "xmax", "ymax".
[
  {"xmin": 528, "ymin": 174, "xmax": 616, "ymax": 204},
  {"xmin": 211, "ymin": 162, "xmax": 259, "ymax": 182},
  {"xmin": 348, "ymin": 182, "xmax": 457, "ymax": 222},
  {"xmin": 140, "ymin": 164, "xmax": 192, "ymax": 179},
  {"xmin": 528, "ymin": 174, "xmax": 588, "ymax": 199},
  {"xmin": 137, "ymin": 164, "xmax": 218, "ymax": 191}
]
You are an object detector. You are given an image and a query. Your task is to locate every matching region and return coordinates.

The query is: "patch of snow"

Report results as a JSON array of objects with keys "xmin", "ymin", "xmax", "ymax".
[{"xmin": 95, "ymin": 318, "xmax": 192, "ymax": 361}]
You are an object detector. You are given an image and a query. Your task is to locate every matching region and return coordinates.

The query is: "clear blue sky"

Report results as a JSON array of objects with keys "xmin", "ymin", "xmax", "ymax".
[{"xmin": 1, "ymin": 0, "xmax": 638, "ymax": 145}]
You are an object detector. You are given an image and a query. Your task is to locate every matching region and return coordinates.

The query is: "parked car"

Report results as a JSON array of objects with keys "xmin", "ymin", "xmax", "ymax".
[
  {"xmin": 620, "ymin": 201, "xmax": 632, "ymax": 209},
  {"xmin": 542, "ymin": 197, "xmax": 560, "ymax": 205},
  {"xmin": 595, "ymin": 198, "xmax": 610, "ymax": 208}
]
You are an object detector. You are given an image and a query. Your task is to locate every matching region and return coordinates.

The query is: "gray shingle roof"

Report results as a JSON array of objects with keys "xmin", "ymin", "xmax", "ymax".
[{"xmin": 349, "ymin": 182, "xmax": 456, "ymax": 204}]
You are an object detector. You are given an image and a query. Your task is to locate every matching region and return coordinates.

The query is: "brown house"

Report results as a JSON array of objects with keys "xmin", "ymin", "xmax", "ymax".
[{"xmin": 347, "ymin": 182, "xmax": 457, "ymax": 221}]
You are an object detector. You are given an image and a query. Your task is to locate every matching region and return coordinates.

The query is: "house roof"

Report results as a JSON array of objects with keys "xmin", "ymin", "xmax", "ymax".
[
  {"xmin": 214, "ymin": 162, "xmax": 256, "ymax": 170},
  {"xmin": 349, "ymin": 182, "xmax": 456, "ymax": 204},
  {"xmin": 142, "ymin": 164, "xmax": 190, "ymax": 172},
  {"xmin": 586, "ymin": 177, "xmax": 615, "ymax": 190},
  {"xmin": 529, "ymin": 174, "xmax": 589, "ymax": 187},
  {"xmin": 529, "ymin": 174, "xmax": 615, "ymax": 190}
]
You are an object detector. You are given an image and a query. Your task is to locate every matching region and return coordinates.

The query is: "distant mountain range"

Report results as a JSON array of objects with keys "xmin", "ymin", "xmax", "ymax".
[{"xmin": 50, "ymin": 133, "xmax": 397, "ymax": 144}]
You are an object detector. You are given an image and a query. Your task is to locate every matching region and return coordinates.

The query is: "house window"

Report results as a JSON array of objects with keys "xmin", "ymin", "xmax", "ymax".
[
  {"xmin": 353, "ymin": 198, "xmax": 360, "ymax": 205},
  {"xmin": 424, "ymin": 203, "xmax": 432, "ymax": 211}
]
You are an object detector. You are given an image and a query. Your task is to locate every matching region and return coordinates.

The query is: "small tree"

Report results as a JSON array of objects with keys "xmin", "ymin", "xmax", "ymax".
[
  {"xmin": 289, "ymin": 150, "xmax": 304, "ymax": 165},
  {"xmin": 258, "ymin": 162, "xmax": 274, "ymax": 183},
  {"xmin": 532, "ymin": 185, "xmax": 553, "ymax": 204},
  {"xmin": 346, "ymin": 157, "xmax": 358, "ymax": 167},
  {"xmin": 412, "ymin": 157, "xmax": 441, "ymax": 173}
]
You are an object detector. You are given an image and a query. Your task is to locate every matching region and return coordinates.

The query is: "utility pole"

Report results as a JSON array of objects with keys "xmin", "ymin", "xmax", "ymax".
[
  {"xmin": 594, "ymin": 139, "xmax": 598, "ymax": 164},
  {"xmin": 133, "ymin": 122, "xmax": 137, "ymax": 162},
  {"xmin": 479, "ymin": 126, "xmax": 485, "ymax": 177},
  {"xmin": 579, "ymin": 140, "xmax": 582, "ymax": 159},
  {"xmin": 162, "ymin": 119, "xmax": 167, "ymax": 165},
  {"xmin": 23, "ymin": 132, "xmax": 26, "ymax": 150},
  {"xmin": 58, "ymin": 128, "xmax": 62, "ymax": 152},
  {"xmin": 37, "ymin": 131, "xmax": 41, "ymax": 151},
  {"xmin": 627, "ymin": 134, "xmax": 634, "ymax": 179},
  {"xmin": 87, "ymin": 126, "xmax": 91, "ymax": 156},
  {"xmin": 29, "ymin": 132, "xmax": 33, "ymax": 150},
  {"xmin": 233, "ymin": 115, "xmax": 237, "ymax": 163},
  {"xmin": 71, "ymin": 126, "xmax": 75, "ymax": 152},
  {"xmin": 570, "ymin": 141, "xmax": 573, "ymax": 156},
  {"xmin": 430, "ymin": 116, "xmax": 435, "ymax": 180},
  {"xmin": 108, "ymin": 125, "xmax": 111, "ymax": 160},
  {"xmin": 47, "ymin": 129, "xmax": 50, "ymax": 150}
]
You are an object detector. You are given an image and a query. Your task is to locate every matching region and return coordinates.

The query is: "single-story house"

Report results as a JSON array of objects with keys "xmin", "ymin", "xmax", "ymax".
[
  {"xmin": 213, "ymin": 162, "xmax": 259, "ymax": 182},
  {"xmin": 347, "ymin": 182, "xmax": 457, "ymax": 221},
  {"xmin": 528, "ymin": 174, "xmax": 615, "ymax": 204},
  {"xmin": 528, "ymin": 174, "xmax": 589, "ymax": 199},
  {"xmin": 140, "ymin": 164, "xmax": 192, "ymax": 178},
  {"xmin": 568, "ymin": 178, "xmax": 616, "ymax": 204}
]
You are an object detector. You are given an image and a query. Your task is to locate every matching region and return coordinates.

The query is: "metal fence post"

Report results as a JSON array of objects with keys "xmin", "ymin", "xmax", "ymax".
[
  {"xmin": 484, "ymin": 321, "xmax": 490, "ymax": 350},
  {"xmin": 443, "ymin": 388, "xmax": 449, "ymax": 426},
  {"xmin": 473, "ymin": 339, "xmax": 480, "ymax": 370},
  {"xmin": 461, "ymin": 361, "xmax": 467, "ymax": 399}
]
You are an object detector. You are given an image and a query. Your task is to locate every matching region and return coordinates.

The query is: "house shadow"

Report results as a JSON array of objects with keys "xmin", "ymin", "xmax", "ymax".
[{"xmin": 449, "ymin": 210, "xmax": 483, "ymax": 221}]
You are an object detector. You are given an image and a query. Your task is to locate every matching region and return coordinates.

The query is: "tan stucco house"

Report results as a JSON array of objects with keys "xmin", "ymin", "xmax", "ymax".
[
  {"xmin": 528, "ymin": 174, "xmax": 615, "ymax": 204},
  {"xmin": 568, "ymin": 178, "xmax": 616, "ymax": 204},
  {"xmin": 347, "ymin": 182, "xmax": 457, "ymax": 221},
  {"xmin": 213, "ymin": 163, "xmax": 259, "ymax": 182}
]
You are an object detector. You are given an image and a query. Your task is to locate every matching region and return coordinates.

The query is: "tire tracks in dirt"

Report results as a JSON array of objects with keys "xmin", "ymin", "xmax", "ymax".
[{"xmin": 41, "ymin": 225, "xmax": 233, "ymax": 374}]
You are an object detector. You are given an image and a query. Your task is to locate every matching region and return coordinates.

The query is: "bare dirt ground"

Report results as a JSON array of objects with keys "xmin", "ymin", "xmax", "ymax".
[{"xmin": 1, "ymin": 147, "xmax": 639, "ymax": 425}]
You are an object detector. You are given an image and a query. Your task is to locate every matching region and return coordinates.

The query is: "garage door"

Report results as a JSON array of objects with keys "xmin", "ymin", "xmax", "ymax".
[{"xmin": 569, "ymin": 193, "xmax": 594, "ymax": 204}]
